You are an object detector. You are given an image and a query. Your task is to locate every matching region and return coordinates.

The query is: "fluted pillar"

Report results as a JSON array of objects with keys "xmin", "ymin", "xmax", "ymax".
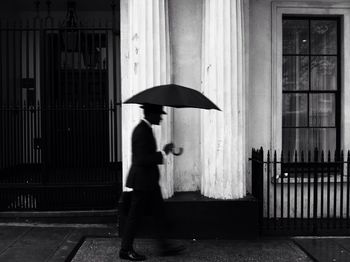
[
  {"xmin": 201, "ymin": 0, "xmax": 247, "ymax": 199},
  {"xmin": 121, "ymin": 0, "xmax": 174, "ymax": 198}
]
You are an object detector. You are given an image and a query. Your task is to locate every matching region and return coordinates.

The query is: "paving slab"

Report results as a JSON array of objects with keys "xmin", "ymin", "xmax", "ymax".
[
  {"xmin": 0, "ymin": 226, "xmax": 31, "ymax": 252},
  {"xmin": 71, "ymin": 237, "xmax": 312, "ymax": 262},
  {"xmin": 0, "ymin": 224, "xmax": 118, "ymax": 262},
  {"xmin": 50, "ymin": 226, "xmax": 118, "ymax": 262},
  {"xmin": 0, "ymin": 227, "xmax": 72, "ymax": 262},
  {"xmin": 334, "ymin": 238, "xmax": 350, "ymax": 252},
  {"xmin": 294, "ymin": 237, "xmax": 350, "ymax": 262}
]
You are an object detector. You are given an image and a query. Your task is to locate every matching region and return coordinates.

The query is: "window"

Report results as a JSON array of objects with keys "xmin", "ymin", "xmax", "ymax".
[{"xmin": 282, "ymin": 17, "xmax": 340, "ymax": 156}]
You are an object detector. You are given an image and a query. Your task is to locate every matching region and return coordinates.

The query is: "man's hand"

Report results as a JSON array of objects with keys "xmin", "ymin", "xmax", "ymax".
[{"xmin": 163, "ymin": 143, "xmax": 174, "ymax": 155}]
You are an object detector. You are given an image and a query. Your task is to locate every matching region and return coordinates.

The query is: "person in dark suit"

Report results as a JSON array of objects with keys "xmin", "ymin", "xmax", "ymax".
[{"xmin": 119, "ymin": 104, "xmax": 185, "ymax": 261}]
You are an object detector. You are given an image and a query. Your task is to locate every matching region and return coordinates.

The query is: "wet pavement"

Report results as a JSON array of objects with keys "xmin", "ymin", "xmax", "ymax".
[
  {"xmin": 294, "ymin": 237, "xmax": 350, "ymax": 262},
  {"xmin": 0, "ymin": 223, "xmax": 117, "ymax": 262},
  {"xmin": 1, "ymin": 223, "xmax": 350, "ymax": 261},
  {"xmin": 71, "ymin": 237, "xmax": 311, "ymax": 262}
]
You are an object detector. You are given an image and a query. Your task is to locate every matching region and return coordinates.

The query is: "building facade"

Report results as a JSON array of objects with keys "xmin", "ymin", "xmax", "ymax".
[
  {"xmin": 1, "ymin": 0, "xmax": 349, "ymax": 234},
  {"xmin": 121, "ymin": 0, "xmax": 350, "ymax": 195}
]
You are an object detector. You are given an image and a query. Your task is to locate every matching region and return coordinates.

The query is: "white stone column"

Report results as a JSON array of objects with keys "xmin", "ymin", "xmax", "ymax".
[
  {"xmin": 121, "ymin": 0, "xmax": 174, "ymax": 198},
  {"xmin": 201, "ymin": 0, "xmax": 247, "ymax": 199}
]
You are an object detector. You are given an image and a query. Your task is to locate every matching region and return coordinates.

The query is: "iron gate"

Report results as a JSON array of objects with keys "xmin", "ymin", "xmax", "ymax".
[
  {"xmin": 0, "ymin": 9, "xmax": 122, "ymax": 210},
  {"xmin": 252, "ymin": 148, "xmax": 350, "ymax": 235}
]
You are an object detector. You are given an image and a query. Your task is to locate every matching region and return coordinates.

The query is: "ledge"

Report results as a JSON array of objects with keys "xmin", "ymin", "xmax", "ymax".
[
  {"xmin": 0, "ymin": 209, "xmax": 118, "ymax": 218},
  {"xmin": 0, "ymin": 209, "xmax": 118, "ymax": 224},
  {"xmin": 165, "ymin": 191, "xmax": 257, "ymax": 202}
]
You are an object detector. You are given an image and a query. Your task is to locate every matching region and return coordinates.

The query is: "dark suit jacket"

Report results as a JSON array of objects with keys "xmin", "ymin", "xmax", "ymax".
[{"xmin": 126, "ymin": 120, "xmax": 163, "ymax": 191}]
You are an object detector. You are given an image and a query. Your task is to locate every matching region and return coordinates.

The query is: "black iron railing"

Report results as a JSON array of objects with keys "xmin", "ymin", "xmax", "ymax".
[
  {"xmin": 252, "ymin": 148, "xmax": 350, "ymax": 235},
  {"xmin": 0, "ymin": 103, "xmax": 122, "ymax": 211},
  {"xmin": 0, "ymin": 15, "xmax": 122, "ymax": 211}
]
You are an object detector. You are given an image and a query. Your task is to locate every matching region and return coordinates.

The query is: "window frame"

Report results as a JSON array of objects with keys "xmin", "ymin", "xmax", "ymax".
[
  {"xmin": 270, "ymin": 2, "xmax": 350, "ymax": 156},
  {"xmin": 281, "ymin": 15, "xmax": 342, "ymax": 156}
]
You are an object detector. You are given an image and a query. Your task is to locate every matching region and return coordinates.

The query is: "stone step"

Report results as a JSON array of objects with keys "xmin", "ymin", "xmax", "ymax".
[{"xmin": 118, "ymin": 191, "xmax": 259, "ymax": 239}]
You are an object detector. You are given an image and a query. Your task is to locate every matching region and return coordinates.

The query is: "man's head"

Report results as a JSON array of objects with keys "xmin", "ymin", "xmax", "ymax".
[{"xmin": 141, "ymin": 104, "xmax": 167, "ymax": 125}]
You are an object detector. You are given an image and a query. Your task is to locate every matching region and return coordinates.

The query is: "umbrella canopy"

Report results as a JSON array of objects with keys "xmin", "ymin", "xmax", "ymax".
[{"xmin": 124, "ymin": 84, "xmax": 220, "ymax": 110}]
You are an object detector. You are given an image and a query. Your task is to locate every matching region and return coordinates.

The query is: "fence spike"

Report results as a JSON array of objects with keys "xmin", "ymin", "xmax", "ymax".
[
  {"xmin": 314, "ymin": 148, "xmax": 319, "ymax": 162},
  {"xmin": 301, "ymin": 150, "xmax": 304, "ymax": 162},
  {"xmin": 334, "ymin": 150, "xmax": 337, "ymax": 162},
  {"xmin": 260, "ymin": 147, "xmax": 264, "ymax": 161},
  {"xmin": 34, "ymin": 0, "xmax": 40, "ymax": 19}
]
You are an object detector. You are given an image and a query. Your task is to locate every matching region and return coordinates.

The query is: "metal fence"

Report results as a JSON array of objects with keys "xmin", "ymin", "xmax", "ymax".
[
  {"xmin": 0, "ymin": 13, "xmax": 122, "ymax": 211},
  {"xmin": 252, "ymin": 148, "xmax": 350, "ymax": 235}
]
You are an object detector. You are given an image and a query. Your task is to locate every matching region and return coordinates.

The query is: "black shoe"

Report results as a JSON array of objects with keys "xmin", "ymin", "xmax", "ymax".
[
  {"xmin": 119, "ymin": 249, "xmax": 147, "ymax": 261},
  {"xmin": 160, "ymin": 244, "xmax": 186, "ymax": 256}
]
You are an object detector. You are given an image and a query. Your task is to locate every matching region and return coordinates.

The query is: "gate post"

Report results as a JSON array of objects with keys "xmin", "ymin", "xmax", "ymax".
[{"xmin": 252, "ymin": 147, "xmax": 264, "ymax": 234}]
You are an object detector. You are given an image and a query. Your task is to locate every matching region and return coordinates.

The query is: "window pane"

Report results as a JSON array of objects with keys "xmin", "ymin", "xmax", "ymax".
[
  {"xmin": 309, "ymin": 94, "xmax": 335, "ymax": 127},
  {"xmin": 283, "ymin": 94, "xmax": 308, "ymax": 127},
  {"xmin": 311, "ymin": 56, "xmax": 337, "ymax": 90},
  {"xmin": 283, "ymin": 56, "xmax": 309, "ymax": 91},
  {"xmin": 283, "ymin": 128, "xmax": 308, "ymax": 154},
  {"xmin": 309, "ymin": 128, "xmax": 336, "ymax": 152},
  {"xmin": 311, "ymin": 20, "xmax": 337, "ymax": 54},
  {"xmin": 283, "ymin": 19, "xmax": 309, "ymax": 54},
  {"xmin": 283, "ymin": 128, "xmax": 336, "ymax": 153}
]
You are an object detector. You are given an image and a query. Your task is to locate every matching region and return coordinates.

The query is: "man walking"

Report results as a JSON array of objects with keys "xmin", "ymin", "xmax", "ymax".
[{"xmin": 119, "ymin": 104, "xmax": 185, "ymax": 261}]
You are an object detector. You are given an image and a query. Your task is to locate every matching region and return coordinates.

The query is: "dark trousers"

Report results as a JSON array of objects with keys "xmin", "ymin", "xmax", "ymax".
[{"xmin": 121, "ymin": 186, "xmax": 169, "ymax": 250}]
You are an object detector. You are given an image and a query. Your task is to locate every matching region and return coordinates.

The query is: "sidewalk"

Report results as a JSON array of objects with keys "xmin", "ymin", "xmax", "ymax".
[
  {"xmin": 0, "ymin": 223, "xmax": 117, "ymax": 262},
  {"xmin": 3, "ymin": 223, "xmax": 350, "ymax": 262},
  {"xmin": 72, "ymin": 237, "xmax": 311, "ymax": 262},
  {"xmin": 0, "ymin": 223, "xmax": 314, "ymax": 262}
]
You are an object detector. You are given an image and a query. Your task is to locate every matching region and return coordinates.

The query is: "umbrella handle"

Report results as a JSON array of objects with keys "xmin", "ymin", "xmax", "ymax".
[{"xmin": 172, "ymin": 147, "xmax": 183, "ymax": 156}]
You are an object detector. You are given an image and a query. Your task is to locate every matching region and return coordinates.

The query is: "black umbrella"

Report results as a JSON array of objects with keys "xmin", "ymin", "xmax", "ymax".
[{"xmin": 124, "ymin": 84, "xmax": 221, "ymax": 110}]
